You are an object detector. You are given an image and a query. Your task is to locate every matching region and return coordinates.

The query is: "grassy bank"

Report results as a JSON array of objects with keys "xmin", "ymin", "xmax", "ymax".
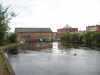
[
  {"xmin": 0, "ymin": 51, "xmax": 10, "ymax": 75},
  {"xmin": 0, "ymin": 42, "xmax": 20, "ymax": 49}
]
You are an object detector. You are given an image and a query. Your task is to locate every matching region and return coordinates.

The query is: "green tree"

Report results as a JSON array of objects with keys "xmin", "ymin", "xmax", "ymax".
[
  {"xmin": 8, "ymin": 32, "xmax": 18, "ymax": 43},
  {"xmin": 0, "ymin": 3, "xmax": 17, "ymax": 45},
  {"xmin": 92, "ymin": 32, "xmax": 100, "ymax": 47},
  {"xmin": 70, "ymin": 33, "xmax": 81, "ymax": 41},
  {"xmin": 61, "ymin": 34, "xmax": 71, "ymax": 41},
  {"xmin": 61, "ymin": 33, "xmax": 82, "ymax": 42},
  {"xmin": 78, "ymin": 33, "xmax": 83, "ymax": 41},
  {"xmin": 83, "ymin": 31, "xmax": 95, "ymax": 46}
]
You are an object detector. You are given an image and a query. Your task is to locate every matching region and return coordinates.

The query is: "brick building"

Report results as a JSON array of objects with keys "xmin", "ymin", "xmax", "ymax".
[
  {"xmin": 15, "ymin": 28, "xmax": 53, "ymax": 42},
  {"xmin": 52, "ymin": 32, "xmax": 57, "ymax": 41},
  {"xmin": 57, "ymin": 24, "xmax": 78, "ymax": 39},
  {"xmin": 86, "ymin": 25, "xmax": 100, "ymax": 32}
]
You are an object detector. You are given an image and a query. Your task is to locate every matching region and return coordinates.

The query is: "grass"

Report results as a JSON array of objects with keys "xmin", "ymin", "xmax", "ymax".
[
  {"xmin": 0, "ymin": 53, "xmax": 10, "ymax": 75},
  {"xmin": 0, "ymin": 42, "xmax": 20, "ymax": 49},
  {"xmin": 3, "ymin": 42, "xmax": 19, "ymax": 46}
]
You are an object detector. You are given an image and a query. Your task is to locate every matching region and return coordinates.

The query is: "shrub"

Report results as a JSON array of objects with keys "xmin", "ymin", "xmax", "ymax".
[{"xmin": 7, "ymin": 32, "xmax": 18, "ymax": 43}]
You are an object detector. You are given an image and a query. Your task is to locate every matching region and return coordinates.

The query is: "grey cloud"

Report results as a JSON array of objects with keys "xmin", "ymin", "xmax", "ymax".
[{"xmin": 0, "ymin": 0, "xmax": 61, "ymax": 13}]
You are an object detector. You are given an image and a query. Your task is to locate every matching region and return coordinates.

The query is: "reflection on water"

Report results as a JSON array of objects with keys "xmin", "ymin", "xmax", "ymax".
[
  {"xmin": 4, "ymin": 42, "xmax": 100, "ymax": 75},
  {"xmin": 52, "ymin": 42, "xmax": 58, "ymax": 53},
  {"xmin": 62, "ymin": 43, "xmax": 84, "ymax": 48},
  {"xmin": 7, "ymin": 48, "xmax": 18, "ymax": 55},
  {"xmin": 21, "ymin": 42, "xmax": 52, "ymax": 50}
]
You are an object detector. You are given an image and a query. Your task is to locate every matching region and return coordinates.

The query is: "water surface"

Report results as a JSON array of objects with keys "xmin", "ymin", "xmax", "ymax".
[{"xmin": 5, "ymin": 42, "xmax": 100, "ymax": 75}]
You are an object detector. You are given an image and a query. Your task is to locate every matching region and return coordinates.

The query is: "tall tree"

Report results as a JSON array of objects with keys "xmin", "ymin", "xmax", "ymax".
[
  {"xmin": 0, "ymin": 3, "xmax": 17, "ymax": 45},
  {"xmin": 8, "ymin": 32, "xmax": 18, "ymax": 43}
]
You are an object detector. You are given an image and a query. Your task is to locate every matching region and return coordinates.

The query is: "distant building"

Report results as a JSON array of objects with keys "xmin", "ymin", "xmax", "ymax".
[
  {"xmin": 70, "ymin": 30, "xmax": 85, "ymax": 34},
  {"xmin": 15, "ymin": 28, "xmax": 53, "ymax": 42},
  {"xmin": 52, "ymin": 32, "xmax": 57, "ymax": 41},
  {"xmin": 86, "ymin": 25, "xmax": 100, "ymax": 32},
  {"xmin": 57, "ymin": 24, "xmax": 78, "ymax": 38}
]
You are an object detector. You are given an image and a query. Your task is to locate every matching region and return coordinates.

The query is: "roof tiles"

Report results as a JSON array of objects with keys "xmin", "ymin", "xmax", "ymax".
[{"xmin": 15, "ymin": 28, "xmax": 52, "ymax": 33}]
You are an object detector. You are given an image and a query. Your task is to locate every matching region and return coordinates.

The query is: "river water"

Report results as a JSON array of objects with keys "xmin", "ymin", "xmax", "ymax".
[{"xmin": 4, "ymin": 42, "xmax": 100, "ymax": 75}]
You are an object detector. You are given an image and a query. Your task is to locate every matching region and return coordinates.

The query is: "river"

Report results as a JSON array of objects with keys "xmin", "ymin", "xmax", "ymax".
[{"xmin": 4, "ymin": 42, "xmax": 100, "ymax": 75}]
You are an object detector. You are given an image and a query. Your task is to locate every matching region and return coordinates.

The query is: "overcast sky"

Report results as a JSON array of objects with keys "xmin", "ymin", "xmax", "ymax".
[{"xmin": 1, "ymin": 0, "xmax": 100, "ymax": 32}]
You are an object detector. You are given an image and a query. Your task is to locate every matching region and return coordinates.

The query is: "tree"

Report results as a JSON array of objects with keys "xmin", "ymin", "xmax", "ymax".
[
  {"xmin": 61, "ymin": 34, "xmax": 71, "ymax": 41},
  {"xmin": 69, "ymin": 33, "xmax": 81, "ymax": 41},
  {"xmin": 61, "ymin": 33, "xmax": 82, "ymax": 42},
  {"xmin": 8, "ymin": 32, "xmax": 18, "ymax": 43},
  {"xmin": 91, "ymin": 32, "xmax": 100, "ymax": 47},
  {"xmin": 83, "ymin": 31, "xmax": 95, "ymax": 46},
  {"xmin": 0, "ymin": 3, "xmax": 17, "ymax": 45}
]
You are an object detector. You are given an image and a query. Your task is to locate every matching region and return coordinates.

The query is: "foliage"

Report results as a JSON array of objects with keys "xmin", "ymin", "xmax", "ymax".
[
  {"xmin": 61, "ymin": 31, "xmax": 100, "ymax": 47},
  {"xmin": 82, "ymin": 31, "xmax": 100, "ymax": 47},
  {"xmin": 91, "ymin": 32, "xmax": 100, "ymax": 47},
  {"xmin": 0, "ymin": 3, "xmax": 17, "ymax": 45},
  {"xmin": 61, "ymin": 34, "xmax": 71, "ymax": 41},
  {"xmin": 7, "ymin": 32, "xmax": 18, "ymax": 43},
  {"xmin": 61, "ymin": 33, "xmax": 82, "ymax": 42},
  {"xmin": 69, "ymin": 33, "xmax": 81, "ymax": 41},
  {"xmin": 83, "ymin": 31, "xmax": 95, "ymax": 46}
]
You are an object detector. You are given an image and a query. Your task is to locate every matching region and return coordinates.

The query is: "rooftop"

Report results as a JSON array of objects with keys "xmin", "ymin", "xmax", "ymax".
[
  {"xmin": 63, "ymin": 24, "xmax": 72, "ymax": 28},
  {"xmin": 15, "ymin": 28, "xmax": 52, "ymax": 33}
]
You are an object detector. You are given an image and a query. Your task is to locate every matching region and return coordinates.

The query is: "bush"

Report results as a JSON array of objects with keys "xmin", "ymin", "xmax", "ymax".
[
  {"xmin": 70, "ymin": 33, "xmax": 81, "ymax": 41},
  {"xmin": 60, "ymin": 31, "xmax": 100, "ymax": 47},
  {"xmin": 61, "ymin": 33, "xmax": 82, "ymax": 42},
  {"xmin": 7, "ymin": 32, "xmax": 18, "ymax": 43},
  {"xmin": 61, "ymin": 34, "xmax": 71, "ymax": 41}
]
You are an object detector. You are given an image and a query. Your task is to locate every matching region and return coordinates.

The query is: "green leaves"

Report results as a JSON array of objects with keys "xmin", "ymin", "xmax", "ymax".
[
  {"xmin": 61, "ymin": 33, "xmax": 82, "ymax": 42},
  {"xmin": 7, "ymin": 32, "xmax": 18, "ymax": 43},
  {"xmin": 61, "ymin": 31, "xmax": 100, "ymax": 47},
  {"xmin": 0, "ymin": 3, "xmax": 17, "ymax": 45}
]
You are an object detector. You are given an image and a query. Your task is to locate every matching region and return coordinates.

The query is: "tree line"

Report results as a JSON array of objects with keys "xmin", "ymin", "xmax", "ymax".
[
  {"xmin": 0, "ymin": 3, "xmax": 17, "ymax": 46},
  {"xmin": 61, "ymin": 31, "xmax": 100, "ymax": 47}
]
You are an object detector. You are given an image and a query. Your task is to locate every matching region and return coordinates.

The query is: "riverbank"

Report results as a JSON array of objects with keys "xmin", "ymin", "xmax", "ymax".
[
  {"xmin": 0, "ymin": 52, "xmax": 10, "ymax": 75},
  {"xmin": 0, "ymin": 43, "xmax": 24, "ymax": 75}
]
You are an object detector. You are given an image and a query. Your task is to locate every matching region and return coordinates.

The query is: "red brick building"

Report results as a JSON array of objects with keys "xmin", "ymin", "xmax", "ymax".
[
  {"xmin": 52, "ymin": 32, "xmax": 57, "ymax": 41},
  {"xmin": 86, "ymin": 25, "xmax": 100, "ymax": 32},
  {"xmin": 57, "ymin": 24, "xmax": 78, "ymax": 39},
  {"xmin": 15, "ymin": 28, "xmax": 53, "ymax": 42}
]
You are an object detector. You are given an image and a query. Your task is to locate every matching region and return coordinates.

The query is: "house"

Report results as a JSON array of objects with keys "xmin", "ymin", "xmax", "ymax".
[
  {"xmin": 57, "ymin": 24, "xmax": 78, "ymax": 39},
  {"xmin": 86, "ymin": 25, "xmax": 100, "ymax": 32},
  {"xmin": 15, "ymin": 28, "xmax": 53, "ymax": 42},
  {"xmin": 52, "ymin": 32, "xmax": 57, "ymax": 41}
]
